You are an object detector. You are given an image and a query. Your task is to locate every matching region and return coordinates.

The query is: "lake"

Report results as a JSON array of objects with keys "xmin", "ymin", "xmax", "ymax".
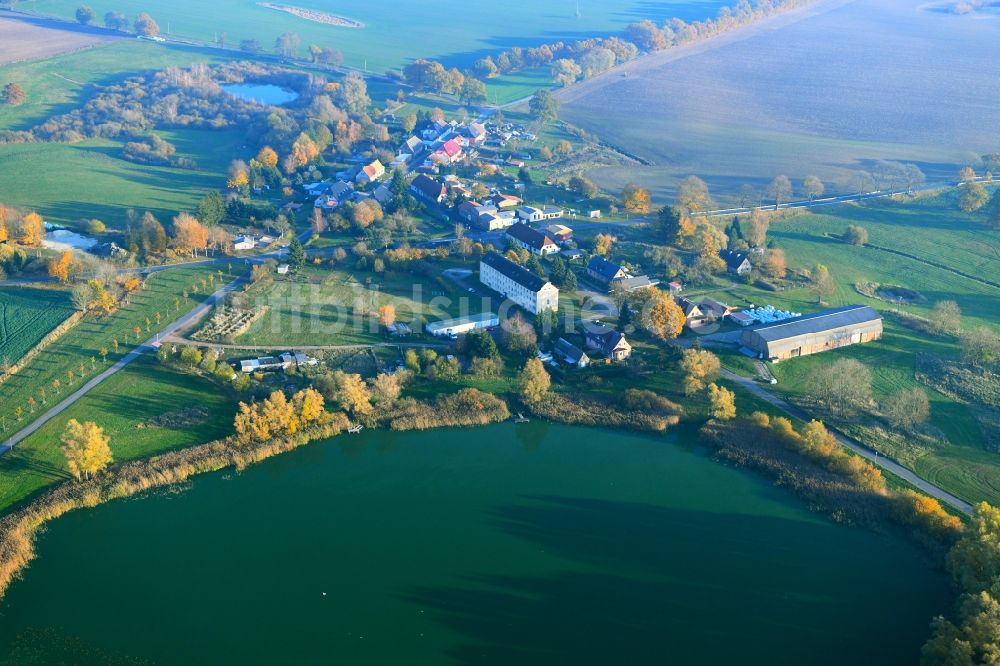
[
  {"xmin": 222, "ymin": 83, "xmax": 298, "ymax": 106},
  {"xmin": 0, "ymin": 423, "xmax": 950, "ymax": 664}
]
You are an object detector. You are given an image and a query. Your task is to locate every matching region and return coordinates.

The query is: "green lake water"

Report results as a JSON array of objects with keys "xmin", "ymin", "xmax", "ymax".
[{"xmin": 0, "ymin": 423, "xmax": 950, "ymax": 664}]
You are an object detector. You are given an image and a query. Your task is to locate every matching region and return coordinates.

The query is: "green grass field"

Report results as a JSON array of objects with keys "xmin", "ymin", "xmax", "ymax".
[
  {"xmin": 26, "ymin": 0, "xmax": 725, "ymax": 72},
  {"xmin": 0, "ymin": 264, "xmax": 232, "ymax": 443},
  {"xmin": 0, "ymin": 129, "xmax": 244, "ymax": 229},
  {"xmin": 0, "ymin": 354, "xmax": 237, "ymax": 512},
  {"xmin": 0, "ymin": 288, "xmax": 76, "ymax": 364},
  {"xmin": 692, "ymin": 192, "xmax": 1000, "ymax": 504}
]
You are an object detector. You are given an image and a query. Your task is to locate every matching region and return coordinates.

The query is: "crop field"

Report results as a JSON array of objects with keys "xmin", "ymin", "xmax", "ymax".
[
  {"xmin": 0, "ymin": 354, "xmax": 237, "ymax": 513},
  {"xmin": 0, "ymin": 288, "xmax": 76, "ymax": 364},
  {"xmin": 27, "ymin": 0, "xmax": 728, "ymax": 72},
  {"xmin": 0, "ymin": 14, "xmax": 114, "ymax": 65},
  {"xmin": 559, "ymin": 0, "xmax": 1000, "ymax": 204},
  {"xmin": 0, "ymin": 129, "xmax": 245, "ymax": 229},
  {"xmin": 0, "ymin": 40, "xmax": 234, "ymax": 132},
  {"xmin": 0, "ymin": 264, "xmax": 232, "ymax": 447},
  {"xmin": 237, "ymin": 265, "xmax": 487, "ymax": 347},
  {"xmin": 691, "ymin": 192, "xmax": 1000, "ymax": 503}
]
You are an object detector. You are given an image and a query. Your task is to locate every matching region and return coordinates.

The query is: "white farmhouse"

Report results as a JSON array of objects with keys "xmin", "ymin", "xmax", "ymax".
[{"xmin": 479, "ymin": 251, "xmax": 559, "ymax": 315}]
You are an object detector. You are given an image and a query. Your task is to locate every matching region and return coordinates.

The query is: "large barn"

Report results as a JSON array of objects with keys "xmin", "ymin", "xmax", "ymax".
[{"xmin": 740, "ymin": 305, "xmax": 883, "ymax": 361}]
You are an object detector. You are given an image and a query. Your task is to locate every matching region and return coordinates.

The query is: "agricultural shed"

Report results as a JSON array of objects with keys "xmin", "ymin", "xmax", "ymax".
[{"xmin": 740, "ymin": 305, "xmax": 882, "ymax": 361}]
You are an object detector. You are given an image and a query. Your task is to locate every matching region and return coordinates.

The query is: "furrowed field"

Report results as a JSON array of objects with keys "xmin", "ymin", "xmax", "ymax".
[
  {"xmin": 688, "ymin": 191, "xmax": 1000, "ymax": 504},
  {"xmin": 26, "ymin": 0, "xmax": 728, "ymax": 72},
  {"xmin": 0, "ymin": 288, "xmax": 76, "ymax": 364},
  {"xmin": 559, "ymin": 0, "xmax": 1000, "ymax": 203}
]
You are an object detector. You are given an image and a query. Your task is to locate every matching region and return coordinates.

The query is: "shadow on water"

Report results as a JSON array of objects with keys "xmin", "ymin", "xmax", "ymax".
[{"xmin": 403, "ymin": 496, "xmax": 949, "ymax": 666}]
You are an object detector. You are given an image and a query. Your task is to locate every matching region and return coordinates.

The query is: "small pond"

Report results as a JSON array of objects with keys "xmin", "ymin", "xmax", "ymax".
[{"xmin": 222, "ymin": 83, "xmax": 298, "ymax": 106}]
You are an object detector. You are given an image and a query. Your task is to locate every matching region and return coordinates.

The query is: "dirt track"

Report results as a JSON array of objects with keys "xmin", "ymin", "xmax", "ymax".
[{"xmin": 0, "ymin": 13, "xmax": 117, "ymax": 65}]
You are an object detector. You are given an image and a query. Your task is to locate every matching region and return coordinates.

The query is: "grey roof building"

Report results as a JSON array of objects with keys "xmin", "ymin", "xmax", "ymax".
[{"xmin": 740, "ymin": 305, "xmax": 883, "ymax": 361}]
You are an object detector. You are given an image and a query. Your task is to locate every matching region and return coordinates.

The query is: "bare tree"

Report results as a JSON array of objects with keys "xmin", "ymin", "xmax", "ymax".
[
  {"xmin": 802, "ymin": 176, "xmax": 824, "ymax": 203},
  {"xmin": 767, "ymin": 176, "xmax": 792, "ymax": 210}
]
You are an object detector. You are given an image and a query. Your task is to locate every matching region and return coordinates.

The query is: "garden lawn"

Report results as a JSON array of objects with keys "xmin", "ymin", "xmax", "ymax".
[
  {"xmin": 0, "ymin": 354, "xmax": 237, "ymax": 513},
  {"xmin": 0, "ymin": 288, "xmax": 76, "ymax": 364},
  {"xmin": 237, "ymin": 265, "xmax": 487, "ymax": 347}
]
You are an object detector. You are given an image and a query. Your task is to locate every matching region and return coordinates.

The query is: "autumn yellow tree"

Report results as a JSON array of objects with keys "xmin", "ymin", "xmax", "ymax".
[
  {"xmin": 293, "ymin": 387, "xmax": 326, "ymax": 423},
  {"xmin": 47, "ymin": 250, "xmax": 73, "ymax": 283},
  {"xmin": 227, "ymin": 160, "xmax": 250, "ymax": 190},
  {"xmin": 61, "ymin": 419, "xmax": 113, "ymax": 480},
  {"xmin": 593, "ymin": 233, "xmax": 615, "ymax": 256},
  {"xmin": 622, "ymin": 183, "xmax": 652, "ymax": 213},
  {"xmin": 17, "ymin": 211, "xmax": 44, "ymax": 246},
  {"xmin": 256, "ymin": 146, "xmax": 279, "ymax": 168},
  {"xmin": 680, "ymin": 348, "xmax": 720, "ymax": 395},
  {"xmin": 171, "ymin": 213, "xmax": 209, "ymax": 256},
  {"xmin": 370, "ymin": 372, "xmax": 403, "ymax": 406},
  {"xmin": 334, "ymin": 372, "xmax": 373, "ymax": 415},
  {"xmin": 634, "ymin": 289, "xmax": 685, "ymax": 340},
  {"xmin": 708, "ymin": 383, "xmax": 736, "ymax": 420},
  {"xmin": 261, "ymin": 390, "xmax": 298, "ymax": 435},
  {"xmin": 518, "ymin": 358, "xmax": 551, "ymax": 404},
  {"xmin": 378, "ymin": 304, "xmax": 396, "ymax": 327}
]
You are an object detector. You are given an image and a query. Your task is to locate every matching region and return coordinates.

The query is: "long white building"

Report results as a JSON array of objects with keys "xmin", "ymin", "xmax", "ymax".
[{"xmin": 479, "ymin": 252, "xmax": 559, "ymax": 315}]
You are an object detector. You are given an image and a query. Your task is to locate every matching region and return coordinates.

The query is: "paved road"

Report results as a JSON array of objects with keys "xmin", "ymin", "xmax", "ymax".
[
  {"xmin": 0, "ymin": 272, "xmax": 250, "ymax": 455},
  {"xmin": 718, "ymin": 367, "xmax": 974, "ymax": 515}
]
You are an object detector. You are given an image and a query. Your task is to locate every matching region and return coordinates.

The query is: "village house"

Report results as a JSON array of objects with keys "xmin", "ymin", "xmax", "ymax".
[
  {"xmin": 545, "ymin": 224, "xmax": 573, "ymax": 243},
  {"xmin": 506, "ymin": 223, "xmax": 559, "ymax": 256},
  {"xmin": 490, "ymin": 193, "xmax": 522, "ymax": 210},
  {"xmin": 587, "ymin": 256, "xmax": 629, "ymax": 287},
  {"xmin": 582, "ymin": 322, "xmax": 632, "ymax": 362},
  {"xmin": 517, "ymin": 206, "xmax": 546, "ymax": 223},
  {"xmin": 477, "ymin": 208, "xmax": 517, "ymax": 231},
  {"xmin": 561, "ymin": 248, "xmax": 585, "ymax": 261},
  {"xmin": 410, "ymin": 174, "xmax": 447, "ymax": 204},
  {"xmin": 554, "ymin": 337, "xmax": 590, "ymax": 368},
  {"xmin": 701, "ymin": 298, "xmax": 737, "ymax": 320},
  {"xmin": 740, "ymin": 305, "xmax": 883, "ymax": 361},
  {"xmin": 617, "ymin": 276, "xmax": 660, "ymax": 292},
  {"xmin": 356, "ymin": 160, "xmax": 385, "ymax": 185},
  {"xmin": 371, "ymin": 184, "xmax": 393, "ymax": 206},
  {"xmin": 720, "ymin": 249, "xmax": 753, "ymax": 275},
  {"xmin": 434, "ymin": 138, "xmax": 464, "ymax": 164},
  {"xmin": 233, "ymin": 235, "xmax": 256, "ymax": 251},
  {"xmin": 314, "ymin": 180, "xmax": 354, "ymax": 210},
  {"xmin": 479, "ymin": 251, "xmax": 559, "ymax": 315},
  {"xmin": 457, "ymin": 201, "xmax": 483, "ymax": 224},
  {"xmin": 676, "ymin": 297, "xmax": 707, "ymax": 327}
]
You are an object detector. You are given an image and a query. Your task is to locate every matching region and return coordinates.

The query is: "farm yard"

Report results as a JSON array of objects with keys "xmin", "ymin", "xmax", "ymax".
[
  {"xmin": 559, "ymin": 0, "xmax": 1000, "ymax": 204},
  {"xmin": 0, "ymin": 14, "xmax": 114, "ymax": 65},
  {"xmin": 0, "ymin": 288, "xmax": 76, "ymax": 365},
  {"xmin": 684, "ymin": 192, "xmax": 1000, "ymax": 504}
]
